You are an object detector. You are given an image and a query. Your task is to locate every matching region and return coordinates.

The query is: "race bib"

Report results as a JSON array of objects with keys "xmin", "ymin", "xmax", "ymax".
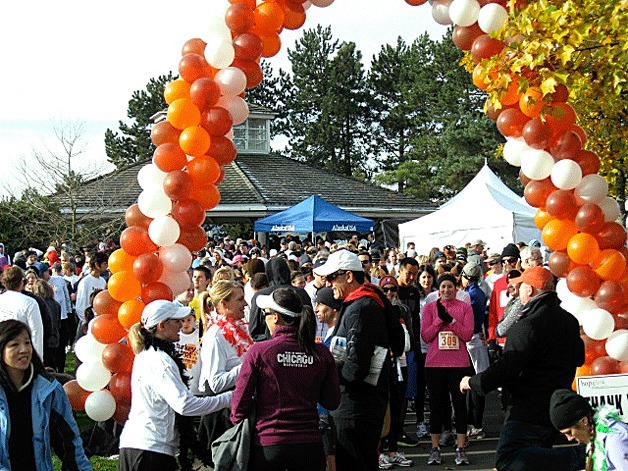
[{"xmin": 438, "ymin": 331, "xmax": 459, "ymax": 350}]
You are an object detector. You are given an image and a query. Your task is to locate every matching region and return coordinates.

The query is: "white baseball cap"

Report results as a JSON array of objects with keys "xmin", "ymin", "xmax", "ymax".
[
  {"xmin": 141, "ymin": 300, "xmax": 192, "ymax": 329},
  {"xmin": 313, "ymin": 249, "xmax": 363, "ymax": 277}
]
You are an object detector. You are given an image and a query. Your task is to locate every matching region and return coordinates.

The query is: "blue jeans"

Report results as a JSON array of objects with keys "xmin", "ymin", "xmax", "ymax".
[{"xmin": 495, "ymin": 420, "xmax": 586, "ymax": 471}]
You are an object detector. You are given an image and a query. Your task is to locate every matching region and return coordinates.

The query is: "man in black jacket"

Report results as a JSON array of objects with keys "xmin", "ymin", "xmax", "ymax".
[
  {"xmin": 314, "ymin": 249, "xmax": 390, "ymax": 471},
  {"xmin": 460, "ymin": 266, "xmax": 585, "ymax": 470}
]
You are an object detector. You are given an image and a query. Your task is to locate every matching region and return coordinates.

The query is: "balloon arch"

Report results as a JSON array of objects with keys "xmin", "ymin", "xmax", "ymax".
[{"xmin": 64, "ymin": 0, "xmax": 628, "ymax": 422}]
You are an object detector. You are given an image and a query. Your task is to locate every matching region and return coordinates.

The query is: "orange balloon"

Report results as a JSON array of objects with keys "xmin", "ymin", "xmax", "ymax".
[
  {"xmin": 519, "ymin": 86, "xmax": 544, "ymax": 118},
  {"xmin": 572, "ymin": 363, "xmax": 592, "ymax": 390},
  {"xmin": 151, "ymin": 121, "xmax": 181, "ymax": 147},
  {"xmin": 500, "ymin": 78, "xmax": 521, "ymax": 106},
  {"xmin": 592, "ymin": 249, "xmax": 626, "ymax": 281},
  {"xmin": 63, "ymin": 380, "xmax": 90, "ymax": 411},
  {"xmin": 167, "ymin": 98, "xmax": 201, "ymax": 130},
  {"xmin": 91, "ymin": 315, "xmax": 127, "ymax": 344},
  {"xmin": 109, "ymin": 372, "xmax": 132, "ymax": 406},
  {"xmin": 542, "ymin": 219, "xmax": 577, "ymax": 251},
  {"xmin": 92, "ymin": 290, "xmax": 122, "ymax": 317},
  {"xmin": 177, "ymin": 224, "xmax": 209, "ymax": 253},
  {"xmin": 260, "ymin": 32, "xmax": 281, "ymax": 58},
  {"xmin": 108, "ymin": 271, "xmax": 142, "ymax": 302},
  {"xmin": 189, "ymin": 183, "xmax": 221, "ymax": 211},
  {"xmin": 108, "ymin": 249, "xmax": 137, "ymax": 274},
  {"xmin": 118, "ymin": 299, "xmax": 146, "ymax": 329},
  {"xmin": 164, "ymin": 79, "xmax": 191, "ymax": 104},
  {"xmin": 153, "ymin": 143, "xmax": 187, "ymax": 173},
  {"xmin": 188, "ymin": 156, "xmax": 221, "ymax": 188},
  {"xmin": 181, "ymin": 37, "xmax": 207, "ymax": 56},
  {"xmin": 567, "ymin": 233, "xmax": 600, "ymax": 265},
  {"xmin": 283, "ymin": 2, "xmax": 306, "ymax": 30},
  {"xmin": 472, "ymin": 64, "xmax": 489, "ymax": 90},
  {"xmin": 102, "ymin": 342, "xmax": 135, "ymax": 373},
  {"xmin": 534, "ymin": 208, "xmax": 553, "ymax": 230},
  {"xmin": 254, "ymin": 2, "xmax": 285, "ymax": 33},
  {"xmin": 179, "ymin": 126, "xmax": 211, "ymax": 156}
]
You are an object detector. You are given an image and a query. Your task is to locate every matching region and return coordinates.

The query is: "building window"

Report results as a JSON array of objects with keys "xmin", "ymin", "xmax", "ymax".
[{"xmin": 233, "ymin": 118, "xmax": 269, "ymax": 154}]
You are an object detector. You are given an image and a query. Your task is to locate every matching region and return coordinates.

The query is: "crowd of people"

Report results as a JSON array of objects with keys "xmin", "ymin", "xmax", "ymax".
[{"xmin": 0, "ymin": 235, "xmax": 627, "ymax": 470}]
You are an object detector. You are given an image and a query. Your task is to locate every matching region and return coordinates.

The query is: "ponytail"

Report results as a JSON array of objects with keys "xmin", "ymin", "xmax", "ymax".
[
  {"xmin": 127, "ymin": 322, "xmax": 155, "ymax": 354},
  {"xmin": 279, "ymin": 304, "xmax": 317, "ymax": 358}
]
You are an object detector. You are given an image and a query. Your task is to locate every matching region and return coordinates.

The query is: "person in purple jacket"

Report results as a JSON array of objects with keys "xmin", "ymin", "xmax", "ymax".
[
  {"xmin": 421, "ymin": 273, "xmax": 474, "ymax": 466},
  {"xmin": 231, "ymin": 288, "xmax": 341, "ymax": 471}
]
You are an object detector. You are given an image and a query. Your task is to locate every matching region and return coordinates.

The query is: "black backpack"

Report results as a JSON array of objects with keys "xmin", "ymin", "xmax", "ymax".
[{"xmin": 373, "ymin": 289, "xmax": 405, "ymax": 358}]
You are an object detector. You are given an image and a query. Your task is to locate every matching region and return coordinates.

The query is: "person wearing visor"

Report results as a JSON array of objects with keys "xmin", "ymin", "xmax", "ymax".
[
  {"xmin": 119, "ymin": 300, "xmax": 233, "ymax": 471},
  {"xmin": 231, "ymin": 288, "xmax": 340, "ymax": 471}
]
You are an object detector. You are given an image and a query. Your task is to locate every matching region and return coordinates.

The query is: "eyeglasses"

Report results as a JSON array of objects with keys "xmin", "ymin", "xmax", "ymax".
[
  {"xmin": 325, "ymin": 271, "xmax": 347, "ymax": 282},
  {"xmin": 360, "ymin": 260, "xmax": 371, "ymax": 265},
  {"xmin": 382, "ymin": 286, "xmax": 398, "ymax": 293},
  {"xmin": 503, "ymin": 257, "xmax": 517, "ymax": 264},
  {"xmin": 488, "ymin": 260, "xmax": 502, "ymax": 266}
]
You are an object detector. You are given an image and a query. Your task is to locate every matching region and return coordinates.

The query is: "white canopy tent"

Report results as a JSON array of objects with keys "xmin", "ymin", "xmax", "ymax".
[{"xmin": 399, "ymin": 165, "xmax": 542, "ymax": 255}]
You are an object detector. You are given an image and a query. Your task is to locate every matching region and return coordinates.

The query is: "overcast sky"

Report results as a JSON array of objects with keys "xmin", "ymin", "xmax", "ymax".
[{"xmin": 0, "ymin": 0, "xmax": 446, "ymax": 196}]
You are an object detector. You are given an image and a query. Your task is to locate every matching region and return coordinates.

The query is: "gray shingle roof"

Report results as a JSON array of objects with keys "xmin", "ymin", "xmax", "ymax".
[{"xmin": 60, "ymin": 153, "xmax": 434, "ymax": 220}]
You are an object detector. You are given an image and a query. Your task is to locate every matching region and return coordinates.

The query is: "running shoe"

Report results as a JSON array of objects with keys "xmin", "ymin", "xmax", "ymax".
[
  {"xmin": 455, "ymin": 447, "xmax": 470, "ymax": 465},
  {"xmin": 427, "ymin": 447, "xmax": 442, "ymax": 465},
  {"xmin": 439, "ymin": 430, "xmax": 456, "ymax": 447},
  {"xmin": 378, "ymin": 453, "xmax": 394, "ymax": 470},
  {"xmin": 397, "ymin": 432, "xmax": 420, "ymax": 447},
  {"xmin": 416, "ymin": 422, "xmax": 429, "ymax": 438},
  {"xmin": 387, "ymin": 451, "xmax": 413, "ymax": 467},
  {"xmin": 468, "ymin": 426, "xmax": 486, "ymax": 440}
]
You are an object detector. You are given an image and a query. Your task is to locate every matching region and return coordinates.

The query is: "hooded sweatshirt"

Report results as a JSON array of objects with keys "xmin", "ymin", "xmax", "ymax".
[{"xmin": 248, "ymin": 258, "xmax": 311, "ymax": 342}]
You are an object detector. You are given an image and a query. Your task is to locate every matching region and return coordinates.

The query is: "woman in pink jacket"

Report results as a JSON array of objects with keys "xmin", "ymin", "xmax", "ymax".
[{"xmin": 421, "ymin": 273, "xmax": 474, "ymax": 466}]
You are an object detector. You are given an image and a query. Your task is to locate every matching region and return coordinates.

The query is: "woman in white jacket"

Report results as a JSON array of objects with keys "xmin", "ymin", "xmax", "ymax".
[
  {"xmin": 197, "ymin": 280, "xmax": 252, "ymax": 459},
  {"xmin": 118, "ymin": 300, "xmax": 232, "ymax": 471}
]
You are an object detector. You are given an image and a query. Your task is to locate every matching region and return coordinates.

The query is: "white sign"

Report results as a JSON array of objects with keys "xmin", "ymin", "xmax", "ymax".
[
  {"xmin": 271, "ymin": 225, "xmax": 295, "ymax": 232},
  {"xmin": 331, "ymin": 224, "xmax": 357, "ymax": 231},
  {"xmin": 576, "ymin": 374, "xmax": 628, "ymax": 422}
]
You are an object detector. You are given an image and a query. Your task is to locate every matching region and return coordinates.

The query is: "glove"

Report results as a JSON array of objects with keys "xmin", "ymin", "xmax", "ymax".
[{"xmin": 437, "ymin": 301, "xmax": 454, "ymax": 323}]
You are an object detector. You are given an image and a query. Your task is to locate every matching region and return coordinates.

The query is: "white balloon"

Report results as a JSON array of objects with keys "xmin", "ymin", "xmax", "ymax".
[
  {"xmin": 138, "ymin": 188, "xmax": 172, "ymax": 219},
  {"xmin": 159, "ymin": 244, "xmax": 193, "ymax": 272},
  {"xmin": 205, "ymin": 34, "xmax": 235, "ymax": 70},
  {"xmin": 555, "ymin": 278, "xmax": 570, "ymax": 300},
  {"xmin": 605, "ymin": 329, "xmax": 628, "ymax": 362},
  {"xmin": 148, "ymin": 216, "xmax": 181, "ymax": 247},
  {"xmin": 575, "ymin": 174, "xmax": 609, "ymax": 205},
  {"xmin": 503, "ymin": 137, "xmax": 529, "ymax": 167},
  {"xmin": 217, "ymin": 96, "xmax": 249, "ymax": 125},
  {"xmin": 560, "ymin": 296, "xmax": 597, "ymax": 325},
  {"xmin": 520, "ymin": 149, "xmax": 554, "ymax": 180},
  {"xmin": 206, "ymin": 15, "xmax": 231, "ymax": 42},
  {"xmin": 310, "ymin": 0, "xmax": 334, "ymax": 6},
  {"xmin": 76, "ymin": 360, "xmax": 112, "ymax": 392},
  {"xmin": 582, "ymin": 308, "xmax": 616, "ymax": 340},
  {"xmin": 159, "ymin": 269, "xmax": 192, "ymax": 297},
  {"xmin": 432, "ymin": 0, "xmax": 453, "ymax": 25},
  {"xmin": 85, "ymin": 390, "xmax": 117, "ymax": 422},
  {"xmin": 74, "ymin": 334, "xmax": 107, "ymax": 363},
  {"xmin": 138, "ymin": 164, "xmax": 167, "ymax": 191},
  {"xmin": 551, "ymin": 159, "xmax": 582, "ymax": 190},
  {"xmin": 448, "ymin": 0, "xmax": 480, "ymax": 27},
  {"xmin": 478, "ymin": 3, "xmax": 508, "ymax": 33},
  {"xmin": 600, "ymin": 197, "xmax": 621, "ymax": 222},
  {"xmin": 215, "ymin": 67, "xmax": 247, "ymax": 97}
]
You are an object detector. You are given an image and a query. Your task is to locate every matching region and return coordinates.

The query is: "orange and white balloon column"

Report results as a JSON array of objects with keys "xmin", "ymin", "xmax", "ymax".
[{"xmin": 65, "ymin": 0, "xmax": 627, "ymax": 422}]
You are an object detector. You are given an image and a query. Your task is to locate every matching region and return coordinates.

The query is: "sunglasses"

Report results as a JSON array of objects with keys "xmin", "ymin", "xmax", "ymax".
[
  {"xmin": 360, "ymin": 260, "xmax": 371, "ymax": 265},
  {"xmin": 263, "ymin": 310, "xmax": 275, "ymax": 316},
  {"xmin": 488, "ymin": 260, "xmax": 502, "ymax": 266},
  {"xmin": 382, "ymin": 286, "xmax": 398, "ymax": 293},
  {"xmin": 503, "ymin": 257, "xmax": 517, "ymax": 264},
  {"xmin": 326, "ymin": 271, "xmax": 347, "ymax": 282}
]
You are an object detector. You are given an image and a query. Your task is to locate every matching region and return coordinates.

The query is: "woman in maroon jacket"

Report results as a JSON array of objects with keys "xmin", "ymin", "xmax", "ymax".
[{"xmin": 231, "ymin": 288, "xmax": 340, "ymax": 470}]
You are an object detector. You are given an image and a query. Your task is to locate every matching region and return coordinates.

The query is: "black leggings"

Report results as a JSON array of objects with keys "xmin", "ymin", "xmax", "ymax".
[
  {"xmin": 249, "ymin": 442, "xmax": 326, "ymax": 471},
  {"xmin": 425, "ymin": 367, "xmax": 468, "ymax": 435},
  {"xmin": 118, "ymin": 448, "xmax": 178, "ymax": 471}
]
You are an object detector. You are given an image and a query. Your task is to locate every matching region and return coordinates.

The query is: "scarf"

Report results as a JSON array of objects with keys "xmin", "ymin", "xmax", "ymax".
[
  {"xmin": 208, "ymin": 311, "xmax": 253, "ymax": 357},
  {"xmin": 589, "ymin": 405, "xmax": 624, "ymax": 471}
]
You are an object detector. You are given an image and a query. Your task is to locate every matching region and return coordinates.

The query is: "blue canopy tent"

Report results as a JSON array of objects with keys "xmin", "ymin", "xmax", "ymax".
[{"xmin": 254, "ymin": 195, "xmax": 374, "ymax": 234}]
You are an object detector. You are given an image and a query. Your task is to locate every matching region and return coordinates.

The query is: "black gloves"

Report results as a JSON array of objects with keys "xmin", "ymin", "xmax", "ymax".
[{"xmin": 436, "ymin": 300, "xmax": 454, "ymax": 323}]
